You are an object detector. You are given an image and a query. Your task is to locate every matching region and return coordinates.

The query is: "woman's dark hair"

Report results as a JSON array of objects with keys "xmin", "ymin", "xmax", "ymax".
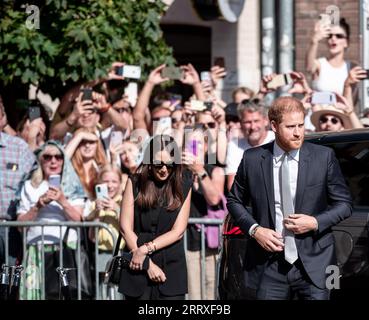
[
  {"xmin": 135, "ymin": 135, "xmax": 183, "ymax": 211},
  {"xmin": 339, "ymin": 18, "xmax": 350, "ymax": 41},
  {"xmin": 150, "ymin": 92, "xmax": 171, "ymax": 110}
]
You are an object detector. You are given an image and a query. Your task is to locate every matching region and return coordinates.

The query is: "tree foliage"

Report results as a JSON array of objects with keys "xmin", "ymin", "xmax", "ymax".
[{"xmin": 0, "ymin": 0, "xmax": 175, "ymax": 98}]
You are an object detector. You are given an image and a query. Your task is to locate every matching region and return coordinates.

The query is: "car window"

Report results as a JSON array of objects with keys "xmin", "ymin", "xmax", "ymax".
[{"xmin": 323, "ymin": 141, "xmax": 369, "ymax": 207}]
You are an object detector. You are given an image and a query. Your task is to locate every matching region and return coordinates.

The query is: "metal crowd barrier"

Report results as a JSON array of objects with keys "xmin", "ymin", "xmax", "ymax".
[
  {"xmin": 1, "ymin": 218, "xmax": 224, "ymax": 300},
  {"xmin": 0, "ymin": 221, "xmax": 116, "ymax": 300},
  {"xmin": 185, "ymin": 217, "xmax": 224, "ymax": 300}
]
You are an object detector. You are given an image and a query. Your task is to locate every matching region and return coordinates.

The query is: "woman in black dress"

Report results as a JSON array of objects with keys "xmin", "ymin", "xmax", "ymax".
[{"xmin": 118, "ymin": 135, "xmax": 192, "ymax": 300}]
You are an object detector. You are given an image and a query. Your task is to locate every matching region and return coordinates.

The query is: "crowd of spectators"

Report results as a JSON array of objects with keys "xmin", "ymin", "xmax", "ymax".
[{"xmin": 0, "ymin": 16, "xmax": 368, "ymax": 300}]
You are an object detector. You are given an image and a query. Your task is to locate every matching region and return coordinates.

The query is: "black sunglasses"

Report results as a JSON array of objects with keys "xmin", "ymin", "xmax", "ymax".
[
  {"xmin": 152, "ymin": 161, "xmax": 175, "ymax": 169},
  {"xmin": 241, "ymin": 98, "xmax": 261, "ymax": 105},
  {"xmin": 117, "ymin": 108, "xmax": 130, "ymax": 114},
  {"xmin": 197, "ymin": 122, "xmax": 217, "ymax": 129},
  {"xmin": 328, "ymin": 33, "xmax": 346, "ymax": 39},
  {"xmin": 42, "ymin": 154, "xmax": 63, "ymax": 162},
  {"xmin": 319, "ymin": 116, "xmax": 340, "ymax": 125},
  {"xmin": 171, "ymin": 117, "xmax": 182, "ymax": 124}
]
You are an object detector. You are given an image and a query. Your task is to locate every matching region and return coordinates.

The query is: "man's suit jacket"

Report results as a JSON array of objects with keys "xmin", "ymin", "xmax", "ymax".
[{"xmin": 227, "ymin": 141, "xmax": 352, "ymax": 289}]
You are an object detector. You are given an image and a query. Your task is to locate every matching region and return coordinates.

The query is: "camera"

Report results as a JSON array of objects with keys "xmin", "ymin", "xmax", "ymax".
[{"xmin": 115, "ymin": 65, "xmax": 141, "ymax": 79}]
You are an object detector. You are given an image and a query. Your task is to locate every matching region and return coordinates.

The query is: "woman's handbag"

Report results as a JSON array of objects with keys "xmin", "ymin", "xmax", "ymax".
[{"xmin": 104, "ymin": 234, "xmax": 149, "ymax": 286}]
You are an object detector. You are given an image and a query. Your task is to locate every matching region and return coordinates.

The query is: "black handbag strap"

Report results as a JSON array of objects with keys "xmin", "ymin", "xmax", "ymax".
[{"xmin": 113, "ymin": 233, "xmax": 123, "ymax": 256}]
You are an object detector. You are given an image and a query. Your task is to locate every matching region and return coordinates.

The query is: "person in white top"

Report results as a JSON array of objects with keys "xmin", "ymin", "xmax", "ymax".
[
  {"xmin": 225, "ymin": 101, "xmax": 275, "ymax": 191},
  {"xmin": 17, "ymin": 141, "xmax": 86, "ymax": 300},
  {"xmin": 306, "ymin": 17, "xmax": 351, "ymax": 95}
]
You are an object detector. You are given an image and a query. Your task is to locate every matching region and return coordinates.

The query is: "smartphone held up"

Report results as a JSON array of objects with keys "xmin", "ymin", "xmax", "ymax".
[
  {"xmin": 266, "ymin": 73, "xmax": 293, "ymax": 90},
  {"xmin": 95, "ymin": 183, "xmax": 109, "ymax": 200},
  {"xmin": 48, "ymin": 175, "xmax": 61, "ymax": 188},
  {"xmin": 161, "ymin": 66, "xmax": 184, "ymax": 80},
  {"xmin": 115, "ymin": 65, "xmax": 141, "ymax": 79}
]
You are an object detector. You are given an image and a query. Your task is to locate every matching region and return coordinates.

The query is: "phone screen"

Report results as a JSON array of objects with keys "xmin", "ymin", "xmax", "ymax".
[
  {"xmin": 186, "ymin": 139, "xmax": 198, "ymax": 156},
  {"xmin": 28, "ymin": 106, "xmax": 41, "ymax": 122},
  {"xmin": 81, "ymin": 88, "xmax": 93, "ymax": 101},
  {"xmin": 48, "ymin": 175, "xmax": 61, "ymax": 188}
]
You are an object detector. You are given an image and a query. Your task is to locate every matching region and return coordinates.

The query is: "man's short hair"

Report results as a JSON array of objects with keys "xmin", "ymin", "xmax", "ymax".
[
  {"xmin": 268, "ymin": 96, "xmax": 305, "ymax": 124},
  {"xmin": 237, "ymin": 99, "xmax": 267, "ymax": 119}
]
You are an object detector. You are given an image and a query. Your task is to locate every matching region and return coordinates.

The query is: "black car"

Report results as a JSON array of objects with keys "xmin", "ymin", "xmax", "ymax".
[{"xmin": 218, "ymin": 129, "xmax": 369, "ymax": 300}]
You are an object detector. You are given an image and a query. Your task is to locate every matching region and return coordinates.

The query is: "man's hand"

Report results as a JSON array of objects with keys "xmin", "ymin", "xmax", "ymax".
[
  {"xmin": 254, "ymin": 227, "xmax": 284, "ymax": 252},
  {"xmin": 284, "ymin": 214, "xmax": 318, "ymax": 234}
]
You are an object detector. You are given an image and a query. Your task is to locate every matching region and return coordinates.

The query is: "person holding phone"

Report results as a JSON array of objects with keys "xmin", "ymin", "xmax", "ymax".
[
  {"xmin": 16, "ymin": 104, "xmax": 50, "ymax": 151},
  {"xmin": 0, "ymin": 98, "xmax": 36, "ymax": 271},
  {"xmin": 181, "ymin": 129, "xmax": 225, "ymax": 300},
  {"xmin": 65, "ymin": 128, "xmax": 108, "ymax": 199},
  {"xmin": 310, "ymin": 93, "xmax": 363, "ymax": 132},
  {"xmin": 119, "ymin": 135, "xmax": 192, "ymax": 300},
  {"xmin": 84, "ymin": 164, "xmax": 124, "ymax": 299},
  {"xmin": 306, "ymin": 17, "xmax": 353, "ymax": 95},
  {"xmin": 16, "ymin": 140, "xmax": 86, "ymax": 299}
]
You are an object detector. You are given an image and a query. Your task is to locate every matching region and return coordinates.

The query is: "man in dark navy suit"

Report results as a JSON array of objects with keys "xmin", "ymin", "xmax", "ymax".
[{"xmin": 227, "ymin": 96, "xmax": 352, "ymax": 300}]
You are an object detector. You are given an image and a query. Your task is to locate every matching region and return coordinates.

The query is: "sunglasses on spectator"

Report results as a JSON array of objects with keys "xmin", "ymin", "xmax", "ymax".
[
  {"xmin": 117, "ymin": 108, "xmax": 130, "ymax": 114},
  {"xmin": 80, "ymin": 139, "xmax": 97, "ymax": 145},
  {"xmin": 197, "ymin": 122, "xmax": 217, "ymax": 129},
  {"xmin": 171, "ymin": 118, "xmax": 182, "ymax": 124},
  {"xmin": 328, "ymin": 33, "xmax": 346, "ymax": 39},
  {"xmin": 42, "ymin": 154, "xmax": 63, "ymax": 162},
  {"xmin": 152, "ymin": 161, "xmax": 175, "ymax": 169},
  {"xmin": 319, "ymin": 116, "xmax": 341, "ymax": 125},
  {"xmin": 241, "ymin": 98, "xmax": 261, "ymax": 105}
]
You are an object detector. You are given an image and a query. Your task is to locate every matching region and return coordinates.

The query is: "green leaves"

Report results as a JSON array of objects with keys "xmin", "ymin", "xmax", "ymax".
[{"xmin": 0, "ymin": 0, "xmax": 175, "ymax": 99}]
